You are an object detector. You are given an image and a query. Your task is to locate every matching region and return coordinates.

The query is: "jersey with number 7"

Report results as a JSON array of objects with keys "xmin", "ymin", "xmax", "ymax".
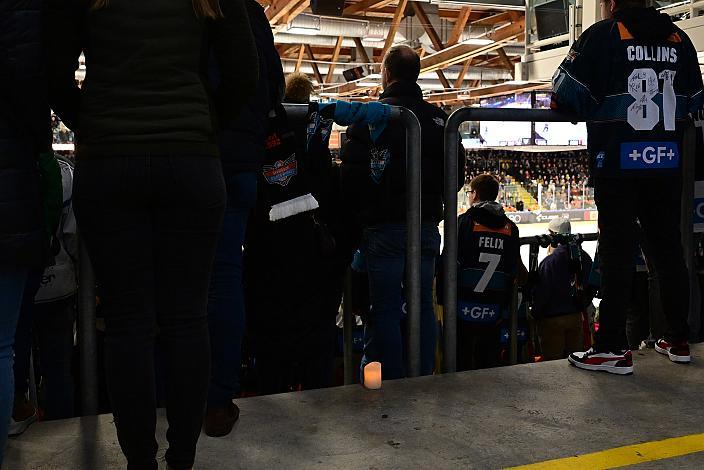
[{"xmin": 552, "ymin": 12, "xmax": 704, "ymax": 178}]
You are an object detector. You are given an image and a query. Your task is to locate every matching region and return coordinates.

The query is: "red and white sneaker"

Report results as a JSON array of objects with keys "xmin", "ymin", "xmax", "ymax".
[
  {"xmin": 655, "ymin": 339, "xmax": 691, "ymax": 364},
  {"xmin": 568, "ymin": 348, "xmax": 634, "ymax": 375}
]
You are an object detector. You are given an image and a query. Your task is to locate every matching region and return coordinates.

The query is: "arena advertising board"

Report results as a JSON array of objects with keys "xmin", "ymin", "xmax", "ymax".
[{"xmin": 505, "ymin": 209, "xmax": 598, "ymax": 225}]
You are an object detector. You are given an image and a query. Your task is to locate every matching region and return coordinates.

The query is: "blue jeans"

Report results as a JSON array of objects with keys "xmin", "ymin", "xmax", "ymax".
[
  {"xmin": 360, "ymin": 224, "xmax": 440, "ymax": 380},
  {"xmin": 207, "ymin": 171, "xmax": 257, "ymax": 407},
  {"xmin": 0, "ymin": 268, "xmax": 28, "ymax": 465}
]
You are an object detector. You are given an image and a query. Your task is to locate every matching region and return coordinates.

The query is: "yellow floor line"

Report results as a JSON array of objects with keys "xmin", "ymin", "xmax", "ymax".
[{"xmin": 507, "ymin": 433, "xmax": 704, "ymax": 469}]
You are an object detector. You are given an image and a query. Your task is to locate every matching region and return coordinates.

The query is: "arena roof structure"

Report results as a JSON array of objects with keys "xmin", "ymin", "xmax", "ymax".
[{"xmin": 263, "ymin": 0, "xmax": 704, "ymax": 106}]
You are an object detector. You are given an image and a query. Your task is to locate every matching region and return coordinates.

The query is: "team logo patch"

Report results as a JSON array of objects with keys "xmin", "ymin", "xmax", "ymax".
[
  {"xmin": 620, "ymin": 142, "xmax": 679, "ymax": 170},
  {"xmin": 565, "ymin": 48, "xmax": 579, "ymax": 63},
  {"xmin": 370, "ymin": 147, "xmax": 390, "ymax": 184},
  {"xmin": 458, "ymin": 301, "xmax": 501, "ymax": 324},
  {"xmin": 307, "ymin": 112, "xmax": 334, "ymax": 149},
  {"xmin": 262, "ymin": 155, "xmax": 298, "ymax": 186}
]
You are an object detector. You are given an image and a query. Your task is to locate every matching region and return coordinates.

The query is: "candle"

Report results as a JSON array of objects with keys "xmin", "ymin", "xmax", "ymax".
[{"xmin": 364, "ymin": 362, "xmax": 382, "ymax": 389}]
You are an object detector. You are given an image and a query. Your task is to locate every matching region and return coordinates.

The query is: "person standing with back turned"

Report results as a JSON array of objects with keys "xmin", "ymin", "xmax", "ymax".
[
  {"xmin": 553, "ymin": 0, "xmax": 704, "ymax": 374},
  {"xmin": 46, "ymin": 1, "xmax": 258, "ymax": 469},
  {"xmin": 341, "ymin": 46, "xmax": 465, "ymax": 380}
]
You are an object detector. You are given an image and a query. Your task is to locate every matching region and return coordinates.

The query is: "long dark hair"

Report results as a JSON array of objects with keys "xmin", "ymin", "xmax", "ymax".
[{"xmin": 88, "ymin": 0, "xmax": 223, "ymax": 18}]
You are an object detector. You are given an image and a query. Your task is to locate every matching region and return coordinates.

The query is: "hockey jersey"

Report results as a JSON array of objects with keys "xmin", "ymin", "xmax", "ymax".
[
  {"xmin": 456, "ymin": 202, "xmax": 520, "ymax": 324},
  {"xmin": 553, "ymin": 7, "xmax": 704, "ymax": 178}
]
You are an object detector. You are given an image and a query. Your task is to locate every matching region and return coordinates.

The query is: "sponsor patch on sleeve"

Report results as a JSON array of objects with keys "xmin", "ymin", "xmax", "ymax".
[{"xmin": 619, "ymin": 142, "xmax": 679, "ymax": 170}]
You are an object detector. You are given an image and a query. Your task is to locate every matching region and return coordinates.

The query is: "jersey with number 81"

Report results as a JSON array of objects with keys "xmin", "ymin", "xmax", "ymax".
[{"xmin": 553, "ymin": 15, "xmax": 704, "ymax": 178}]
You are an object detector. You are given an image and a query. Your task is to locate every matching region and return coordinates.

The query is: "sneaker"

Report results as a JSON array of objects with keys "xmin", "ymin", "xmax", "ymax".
[
  {"xmin": 203, "ymin": 401, "xmax": 240, "ymax": 438},
  {"xmin": 8, "ymin": 398, "xmax": 37, "ymax": 437},
  {"xmin": 568, "ymin": 348, "xmax": 634, "ymax": 375},
  {"xmin": 8, "ymin": 414, "xmax": 37, "ymax": 437},
  {"xmin": 655, "ymin": 339, "xmax": 691, "ymax": 364}
]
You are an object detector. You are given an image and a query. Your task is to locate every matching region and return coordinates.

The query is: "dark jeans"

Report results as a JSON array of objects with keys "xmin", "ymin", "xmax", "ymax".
[
  {"xmin": 207, "ymin": 171, "xmax": 256, "ymax": 407},
  {"xmin": 13, "ymin": 271, "xmax": 41, "ymax": 397},
  {"xmin": 0, "ymin": 268, "xmax": 28, "ymax": 465},
  {"xmin": 74, "ymin": 156, "xmax": 226, "ymax": 470},
  {"xmin": 14, "ymin": 275, "xmax": 75, "ymax": 420},
  {"xmin": 594, "ymin": 178, "xmax": 689, "ymax": 351},
  {"xmin": 360, "ymin": 223, "xmax": 440, "ymax": 380}
]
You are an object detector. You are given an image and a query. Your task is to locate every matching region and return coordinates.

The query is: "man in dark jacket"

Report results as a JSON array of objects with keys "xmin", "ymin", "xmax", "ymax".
[
  {"xmin": 341, "ymin": 45, "xmax": 465, "ymax": 380},
  {"xmin": 532, "ymin": 218, "xmax": 594, "ymax": 360},
  {"xmin": 205, "ymin": 0, "xmax": 284, "ymax": 437},
  {"xmin": 553, "ymin": 0, "xmax": 704, "ymax": 374},
  {"xmin": 0, "ymin": 0, "xmax": 53, "ymax": 463}
]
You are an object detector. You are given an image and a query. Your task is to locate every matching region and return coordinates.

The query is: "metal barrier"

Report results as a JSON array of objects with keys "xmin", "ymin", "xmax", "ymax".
[
  {"xmin": 443, "ymin": 107, "xmax": 698, "ymax": 373},
  {"xmin": 76, "ymin": 103, "xmax": 423, "ymax": 411}
]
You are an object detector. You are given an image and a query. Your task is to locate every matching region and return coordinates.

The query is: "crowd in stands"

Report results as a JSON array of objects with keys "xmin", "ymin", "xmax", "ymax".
[{"xmin": 465, "ymin": 150, "xmax": 595, "ymax": 210}]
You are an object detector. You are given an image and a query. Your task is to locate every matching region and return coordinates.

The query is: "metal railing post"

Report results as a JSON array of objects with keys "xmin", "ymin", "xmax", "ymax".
[
  {"xmin": 78, "ymin": 239, "xmax": 98, "ymax": 416},
  {"xmin": 681, "ymin": 124, "xmax": 698, "ymax": 337},
  {"xmin": 394, "ymin": 107, "xmax": 423, "ymax": 378},
  {"xmin": 343, "ymin": 268, "xmax": 355, "ymax": 385}
]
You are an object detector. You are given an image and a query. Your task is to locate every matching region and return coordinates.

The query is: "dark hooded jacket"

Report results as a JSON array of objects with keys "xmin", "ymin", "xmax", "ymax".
[
  {"xmin": 340, "ymin": 81, "xmax": 465, "ymax": 227},
  {"xmin": 0, "ymin": 0, "xmax": 49, "ymax": 268},
  {"xmin": 211, "ymin": 0, "xmax": 285, "ymax": 174},
  {"xmin": 552, "ymin": 7, "xmax": 704, "ymax": 179}
]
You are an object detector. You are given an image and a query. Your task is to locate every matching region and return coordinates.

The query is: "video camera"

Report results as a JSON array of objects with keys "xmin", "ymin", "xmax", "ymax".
[{"xmin": 536, "ymin": 232, "xmax": 587, "ymax": 249}]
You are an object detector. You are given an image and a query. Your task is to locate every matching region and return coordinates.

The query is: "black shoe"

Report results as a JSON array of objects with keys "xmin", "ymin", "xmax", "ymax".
[{"xmin": 204, "ymin": 401, "xmax": 240, "ymax": 438}]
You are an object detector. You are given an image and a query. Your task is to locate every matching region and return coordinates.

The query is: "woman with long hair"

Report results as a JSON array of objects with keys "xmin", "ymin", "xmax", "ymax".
[{"xmin": 47, "ymin": 0, "xmax": 258, "ymax": 468}]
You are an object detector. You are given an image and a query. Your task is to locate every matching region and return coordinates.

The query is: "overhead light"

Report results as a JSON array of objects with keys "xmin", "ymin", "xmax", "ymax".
[
  {"xmin": 362, "ymin": 37, "xmax": 385, "ymax": 43},
  {"xmin": 358, "ymin": 81, "xmax": 380, "ymax": 87},
  {"xmin": 286, "ymin": 15, "xmax": 320, "ymax": 36},
  {"xmin": 319, "ymin": 92, "xmax": 340, "ymax": 97},
  {"xmin": 286, "ymin": 26, "xmax": 321, "ymax": 36},
  {"xmin": 464, "ymin": 38, "xmax": 495, "ymax": 46},
  {"xmin": 366, "ymin": 73, "xmax": 382, "ymax": 80},
  {"xmin": 430, "ymin": 0, "xmax": 524, "ymax": 10}
]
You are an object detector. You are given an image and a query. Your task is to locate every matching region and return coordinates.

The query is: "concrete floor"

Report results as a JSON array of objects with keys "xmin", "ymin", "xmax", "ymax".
[{"xmin": 5, "ymin": 345, "xmax": 704, "ymax": 470}]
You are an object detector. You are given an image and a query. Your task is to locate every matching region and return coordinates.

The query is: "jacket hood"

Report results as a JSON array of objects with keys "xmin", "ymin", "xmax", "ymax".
[
  {"xmin": 614, "ymin": 7, "xmax": 676, "ymax": 42},
  {"xmin": 469, "ymin": 201, "xmax": 508, "ymax": 228}
]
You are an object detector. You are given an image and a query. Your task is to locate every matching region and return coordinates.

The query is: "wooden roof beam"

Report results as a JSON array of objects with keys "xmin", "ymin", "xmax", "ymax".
[
  {"xmin": 420, "ymin": 20, "xmax": 525, "ymax": 73},
  {"xmin": 497, "ymin": 47, "xmax": 515, "ymax": 78},
  {"xmin": 295, "ymin": 44, "xmax": 305, "ymax": 72},
  {"xmin": 305, "ymin": 44, "xmax": 323, "ymax": 84},
  {"xmin": 447, "ymin": 7, "xmax": 471, "ymax": 47},
  {"xmin": 266, "ymin": 0, "xmax": 301, "ymax": 25},
  {"xmin": 381, "ymin": 0, "xmax": 409, "ymax": 58},
  {"xmin": 344, "ymin": 0, "xmax": 396, "ymax": 16},
  {"xmin": 280, "ymin": 0, "xmax": 311, "ymax": 25},
  {"xmin": 325, "ymin": 36, "xmax": 345, "ymax": 84}
]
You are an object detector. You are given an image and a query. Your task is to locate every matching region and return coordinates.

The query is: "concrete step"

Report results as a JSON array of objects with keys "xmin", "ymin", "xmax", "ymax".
[{"xmin": 5, "ymin": 345, "xmax": 704, "ymax": 469}]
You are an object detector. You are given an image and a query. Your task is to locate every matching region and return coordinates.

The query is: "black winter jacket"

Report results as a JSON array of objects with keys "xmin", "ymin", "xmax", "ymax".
[
  {"xmin": 0, "ymin": 0, "xmax": 49, "ymax": 268},
  {"xmin": 340, "ymin": 81, "xmax": 465, "ymax": 227},
  {"xmin": 47, "ymin": 0, "xmax": 258, "ymax": 158},
  {"xmin": 211, "ymin": 0, "xmax": 285, "ymax": 173}
]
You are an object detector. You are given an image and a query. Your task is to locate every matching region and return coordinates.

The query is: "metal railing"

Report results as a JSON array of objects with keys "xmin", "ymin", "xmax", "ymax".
[
  {"xmin": 76, "ymin": 102, "xmax": 423, "ymax": 412},
  {"xmin": 443, "ymin": 107, "xmax": 698, "ymax": 373}
]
